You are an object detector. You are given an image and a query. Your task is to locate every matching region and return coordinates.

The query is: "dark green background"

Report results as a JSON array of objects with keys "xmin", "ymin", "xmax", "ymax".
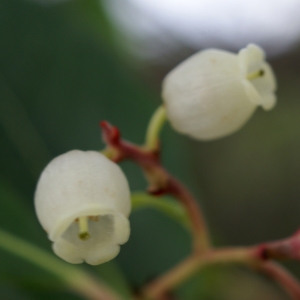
[{"xmin": 1, "ymin": 0, "xmax": 300, "ymax": 299}]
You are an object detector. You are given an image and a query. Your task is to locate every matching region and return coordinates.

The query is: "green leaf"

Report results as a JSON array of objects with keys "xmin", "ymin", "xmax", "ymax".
[
  {"xmin": 0, "ymin": 283, "xmax": 34, "ymax": 300},
  {"xmin": 176, "ymin": 266, "xmax": 224, "ymax": 300},
  {"xmin": 0, "ymin": 178, "xmax": 62, "ymax": 289},
  {"xmin": 92, "ymin": 261, "xmax": 133, "ymax": 300},
  {"xmin": 0, "ymin": 178, "xmax": 47, "ymax": 243},
  {"xmin": 61, "ymin": 0, "xmax": 117, "ymax": 47},
  {"xmin": 0, "ymin": 0, "xmax": 191, "ymax": 294},
  {"xmin": 0, "ymin": 228, "xmax": 132, "ymax": 300},
  {"xmin": 0, "ymin": 179, "xmax": 132, "ymax": 297},
  {"xmin": 131, "ymin": 192, "xmax": 190, "ymax": 230}
]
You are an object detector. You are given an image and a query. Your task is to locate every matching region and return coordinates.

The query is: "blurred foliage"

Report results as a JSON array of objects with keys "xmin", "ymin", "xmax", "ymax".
[
  {"xmin": 131, "ymin": 192, "xmax": 190, "ymax": 229},
  {"xmin": 0, "ymin": 0, "xmax": 191, "ymax": 298},
  {"xmin": 1, "ymin": 0, "xmax": 300, "ymax": 299}
]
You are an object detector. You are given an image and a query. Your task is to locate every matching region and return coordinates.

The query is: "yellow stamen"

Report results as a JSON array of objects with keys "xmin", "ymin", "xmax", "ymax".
[
  {"xmin": 78, "ymin": 217, "xmax": 90, "ymax": 240},
  {"xmin": 247, "ymin": 69, "xmax": 265, "ymax": 80}
]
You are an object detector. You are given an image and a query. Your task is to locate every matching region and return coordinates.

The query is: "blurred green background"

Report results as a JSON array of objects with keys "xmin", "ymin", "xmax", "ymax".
[{"xmin": 1, "ymin": 0, "xmax": 300, "ymax": 299}]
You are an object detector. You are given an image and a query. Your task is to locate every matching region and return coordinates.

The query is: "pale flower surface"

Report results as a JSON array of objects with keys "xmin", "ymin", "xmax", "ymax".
[
  {"xmin": 162, "ymin": 44, "xmax": 276, "ymax": 140},
  {"xmin": 34, "ymin": 150, "xmax": 131, "ymax": 265}
]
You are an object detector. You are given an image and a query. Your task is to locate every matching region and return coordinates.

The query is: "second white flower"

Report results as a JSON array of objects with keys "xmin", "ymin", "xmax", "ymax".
[{"xmin": 162, "ymin": 44, "xmax": 277, "ymax": 140}]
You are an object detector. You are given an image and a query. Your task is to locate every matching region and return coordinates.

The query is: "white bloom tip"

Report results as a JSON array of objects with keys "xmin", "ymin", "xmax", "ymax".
[{"xmin": 162, "ymin": 43, "xmax": 277, "ymax": 140}]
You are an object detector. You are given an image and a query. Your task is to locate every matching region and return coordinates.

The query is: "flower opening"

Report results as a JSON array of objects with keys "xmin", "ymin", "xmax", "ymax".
[{"xmin": 34, "ymin": 150, "xmax": 131, "ymax": 265}]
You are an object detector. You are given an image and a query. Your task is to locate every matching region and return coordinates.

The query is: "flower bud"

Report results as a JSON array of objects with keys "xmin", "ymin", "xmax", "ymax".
[
  {"xmin": 34, "ymin": 150, "xmax": 131, "ymax": 265},
  {"xmin": 162, "ymin": 44, "xmax": 276, "ymax": 140}
]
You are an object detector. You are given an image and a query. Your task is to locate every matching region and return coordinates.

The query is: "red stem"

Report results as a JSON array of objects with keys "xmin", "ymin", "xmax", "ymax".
[
  {"xmin": 100, "ymin": 121, "xmax": 300, "ymax": 300},
  {"xmin": 100, "ymin": 121, "xmax": 210, "ymax": 252},
  {"xmin": 256, "ymin": 261, "xmax": 300, "ymax": 300},
  {"xmin": 143, "ymin": 245, "xmax": 300, "ymax": 300},
  {"xmin": 167, "ymin": 177, "xmax": 210, "ymax": 251}
]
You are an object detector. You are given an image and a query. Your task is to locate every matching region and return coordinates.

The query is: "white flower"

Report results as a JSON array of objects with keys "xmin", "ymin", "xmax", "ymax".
[
  {"xmin": 34, "ymin": 150, "xmax": 131, "ymax": 265},
  {"xmin": 162, "ymin": 44, "xmax": 276, "ymax": 140}
]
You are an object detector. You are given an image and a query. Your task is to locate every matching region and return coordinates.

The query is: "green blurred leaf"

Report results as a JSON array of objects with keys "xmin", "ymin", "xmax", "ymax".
[
  {"xmin": 176, "ymin": 266, "xmax": 224, "ymax": 300},
  {"xmin": 0, "ymin": 0, "xmax": 190, "ymax": 294},
  {"xmin": 0, "ymin": 284, "xmax": 72, "ymax": 300},
  {"xmin": 0, "ymin": 180, "xmax": 132, "ymax": 299},
  {"xmin": 0, "ymin": 180, "xmax": 68, "ymax": 289},
  {"xmin": 0, "ymin": 178, "xmax": 47, "ymax": 244},
  {"xmin": 0, "ymin": 283, "xmax": 34, "ymax": 300},
  {"xmin": 92, "ymin": 261, "xmax": 133, "ymax": 300},
  {"xmin": 118, "ymin": 205, "xmax": 191, "ymax": 287},
  {"xmin": 0, "ymin": 227, "xmax": 132, "ymax": 300},
  {"xmin": 61, "ymin": 0, "xmax": 117, "ymax": 47},
  {"xmin": 131, "ymin": 192, "xmax": 190, "ymax": 230}
]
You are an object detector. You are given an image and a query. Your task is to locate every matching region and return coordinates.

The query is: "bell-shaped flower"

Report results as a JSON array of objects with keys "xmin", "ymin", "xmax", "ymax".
[
  {"xmin": 162, "ymin": 44, "xmax": 277, "ymax": 140},
  {"xmin": 34, "ymin": 150, "xmax": 131, "ymax": 265}
]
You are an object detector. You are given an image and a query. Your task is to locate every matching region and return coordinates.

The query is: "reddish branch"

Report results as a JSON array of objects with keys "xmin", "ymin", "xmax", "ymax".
[
  {"xmin": 100, "ymin": 121, "xmax": 210, "ymax": 252},
  {"xmin": 100, "ymin": 121, "xmax": 300, "ymax": 300},
  {"xmin": 255, "ymin": 261, "xmax": 300, "ymax": 300}
]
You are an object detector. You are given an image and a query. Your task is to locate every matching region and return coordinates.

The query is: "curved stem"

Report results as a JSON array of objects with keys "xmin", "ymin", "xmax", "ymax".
[
  {"xmin": 100, "ymin": 121, "xmax": 210, "ymax": 252},
  {"xmin": 100, "ymin": 121, "xmax": 300, "ymax": 300},
  {"xmin": 142, "ymin": 247, "xmax": 253, "ymax": 299},
  {"xmin": 143, "ymin": 234, "xmax": 300, "ymax": 300},
  {"xmin": 145, "ymin": 105, "xmax": 167, "ymax": 151},
  {"xmin": 0, "ymin": 229, "xmax": 122, "ymax": 300},
  {"xmin": 143, "ymin": 246, "xmax": 300, "ymax": 300},
  {"xmin": 256, "ymin": 261, "xmax": 300, "ymax": 300},
  {"xmin": 167, "ymin": 176, "xmax": 210, "ymax": 252}
]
